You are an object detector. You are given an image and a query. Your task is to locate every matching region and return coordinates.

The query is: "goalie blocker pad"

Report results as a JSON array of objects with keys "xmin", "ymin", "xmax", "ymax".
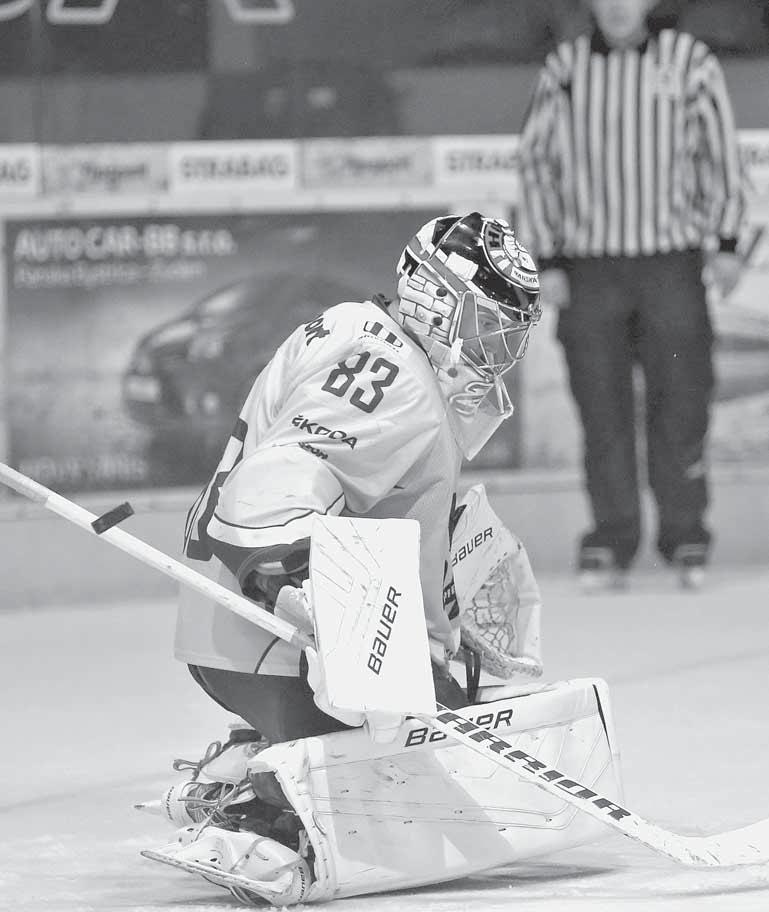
[
  {"xmin": 248, "ymin": 677, "xmax": 623, "ymax": 903},
  {"xmin": 308, "ymin": 514, "xmax": 437, "ymax": 726}
]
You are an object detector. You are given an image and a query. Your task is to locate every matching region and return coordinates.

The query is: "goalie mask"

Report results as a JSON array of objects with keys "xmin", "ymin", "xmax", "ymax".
[{"xmin": 395, "ymin": 212, "xmax": 541, "ymax": 459}]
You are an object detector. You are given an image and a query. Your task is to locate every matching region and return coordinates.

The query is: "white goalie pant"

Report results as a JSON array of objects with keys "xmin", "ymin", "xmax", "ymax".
[{"xmin": 248, "ymin": 676, "xmax": 623, "ymax": 903}]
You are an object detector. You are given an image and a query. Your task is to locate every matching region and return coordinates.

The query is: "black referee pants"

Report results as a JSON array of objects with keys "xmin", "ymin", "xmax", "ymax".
[{"xmin": 557, "ymin": 250, "xmax": 714, "ymax": 567}]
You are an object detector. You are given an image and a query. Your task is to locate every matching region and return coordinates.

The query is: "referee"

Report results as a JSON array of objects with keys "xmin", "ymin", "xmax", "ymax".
[{"xmin": 518, "ymin": 0, "xmax": 745, "ymax": 589}]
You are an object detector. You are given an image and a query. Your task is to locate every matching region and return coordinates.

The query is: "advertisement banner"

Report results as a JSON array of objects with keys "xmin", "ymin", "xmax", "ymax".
[
  {"xmin": 433, "ymin": 135, "xmax": 520, "ymax": 190},
  {"xmin": 0, "ymin": 145, "xmax": 41, "ymax": 198},
  {"xmin": 42, "ymin": 144, "xmax": 169, "ymax": 196},
  {"xmin": 302, "ymin": 138, "xmax": 432, "ymax": 188},
  {"xmin": 168, "ymin": 141, "xmax": 299, "ymax": 195},
  {"xmin": 5, "ymin": 209, "xmax": 521, "ymax": 493}
]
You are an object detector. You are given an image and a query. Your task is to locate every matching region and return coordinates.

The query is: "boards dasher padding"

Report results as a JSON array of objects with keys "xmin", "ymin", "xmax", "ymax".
[{"xmin": 247, "ymin": 677, "xmax": 623, "ymax": 903}]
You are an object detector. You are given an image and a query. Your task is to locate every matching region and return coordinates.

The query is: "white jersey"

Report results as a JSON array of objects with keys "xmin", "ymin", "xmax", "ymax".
[{"xmin": 175, "ymin": 297, "xmax": 464, "ymax": 676}]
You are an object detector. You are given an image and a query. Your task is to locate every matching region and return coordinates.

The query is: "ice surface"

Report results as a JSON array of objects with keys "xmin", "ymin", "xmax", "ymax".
[{"xmin": 2, "ymin": 567, "xmax": 769, "ymax": 911}]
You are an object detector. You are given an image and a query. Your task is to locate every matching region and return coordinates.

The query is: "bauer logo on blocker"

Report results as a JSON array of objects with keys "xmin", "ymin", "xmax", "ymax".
[{"xmin": 367, "ymin": 585, "xmax": 400, "ymax": 675}]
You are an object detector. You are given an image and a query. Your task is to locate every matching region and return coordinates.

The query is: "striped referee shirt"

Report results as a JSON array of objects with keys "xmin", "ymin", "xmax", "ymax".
[{"xmin": 518, "ymin": 28, "xmax": 746, "ymax": 262}]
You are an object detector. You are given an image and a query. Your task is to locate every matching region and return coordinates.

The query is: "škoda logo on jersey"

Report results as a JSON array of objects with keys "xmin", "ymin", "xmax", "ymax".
[{"xmin": 292, "ymin": 415, "xmax": 357, "ymax": 448}]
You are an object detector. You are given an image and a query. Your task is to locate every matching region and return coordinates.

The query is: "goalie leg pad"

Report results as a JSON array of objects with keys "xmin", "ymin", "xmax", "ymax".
[{"xmin": 247, "ymin": 677, "xmax": 623, "ymax": 902}]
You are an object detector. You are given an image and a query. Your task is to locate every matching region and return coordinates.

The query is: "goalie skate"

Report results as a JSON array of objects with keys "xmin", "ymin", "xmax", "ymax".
[
  {"xmin": 142, "ymin": 827, "xmax": 311, "ymax": 906},
  {"xmin": 139, "ymin": 728, "xmax": 312, "ymax": 905},
  {"xmin": 135, "ymin": 726, "xmax": 280, "ymax": 831}
]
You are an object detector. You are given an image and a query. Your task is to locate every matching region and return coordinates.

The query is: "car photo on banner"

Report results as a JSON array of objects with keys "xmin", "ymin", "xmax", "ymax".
[
  {"xmin": 4, "ymin": 210, "xmax": 447, "ymax": 493},
  {"xmin": 122, "ymin": 271, "xmax": 366, "ymax": 461}
]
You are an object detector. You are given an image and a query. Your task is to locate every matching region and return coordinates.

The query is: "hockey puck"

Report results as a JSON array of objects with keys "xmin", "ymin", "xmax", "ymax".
[{"xmin": 91, "ymin": 501, "xmax": 134, "ymax": 534}]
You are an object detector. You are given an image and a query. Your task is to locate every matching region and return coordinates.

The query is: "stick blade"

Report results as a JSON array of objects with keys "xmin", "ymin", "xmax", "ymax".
[{"xmin": 691, "ymin": 816, "xmax": 769, "ymax": 867}]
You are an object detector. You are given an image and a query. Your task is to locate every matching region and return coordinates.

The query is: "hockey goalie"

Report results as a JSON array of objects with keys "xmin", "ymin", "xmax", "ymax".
[{"xmin": 138, "ymin": 212, "xmax": 625, "ymax": 903}]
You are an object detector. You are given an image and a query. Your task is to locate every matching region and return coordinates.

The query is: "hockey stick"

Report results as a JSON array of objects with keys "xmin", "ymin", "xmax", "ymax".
[
  {"xmin": 0, "ymin": 462, "xmax": 311, "ymax": 651},
  {"xmin": 2, "ymin": 463, "xmax": 768, "ymax": 868}
]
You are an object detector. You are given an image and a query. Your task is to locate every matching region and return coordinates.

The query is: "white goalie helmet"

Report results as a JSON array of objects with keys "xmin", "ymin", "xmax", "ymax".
[{"xmin": 395, "ymin": 212, "xmax": 541, "ymax": 459}]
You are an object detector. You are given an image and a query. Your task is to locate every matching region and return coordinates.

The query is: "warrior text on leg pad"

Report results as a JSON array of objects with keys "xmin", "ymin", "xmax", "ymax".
[{"xmin": 426, "ymin": 709, "xmax": 631, "ymax": 822}]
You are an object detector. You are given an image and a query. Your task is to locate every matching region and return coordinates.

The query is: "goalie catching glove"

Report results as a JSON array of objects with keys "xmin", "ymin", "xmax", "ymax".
[{"xmin": 451, "ymin": 484, "xmax": 542, "ymax": 679}]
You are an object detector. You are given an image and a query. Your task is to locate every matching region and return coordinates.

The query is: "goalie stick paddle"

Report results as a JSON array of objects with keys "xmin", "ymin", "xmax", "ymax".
[{"xmin": 2, "ymin": 462, "xmax": 768, "ymax": 869}]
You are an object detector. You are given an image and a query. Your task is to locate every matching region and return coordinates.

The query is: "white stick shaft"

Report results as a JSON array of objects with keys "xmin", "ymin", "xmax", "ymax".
[{"xmin": 0, "ymin": 462, "xmax": 312, "ymax": 651}]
